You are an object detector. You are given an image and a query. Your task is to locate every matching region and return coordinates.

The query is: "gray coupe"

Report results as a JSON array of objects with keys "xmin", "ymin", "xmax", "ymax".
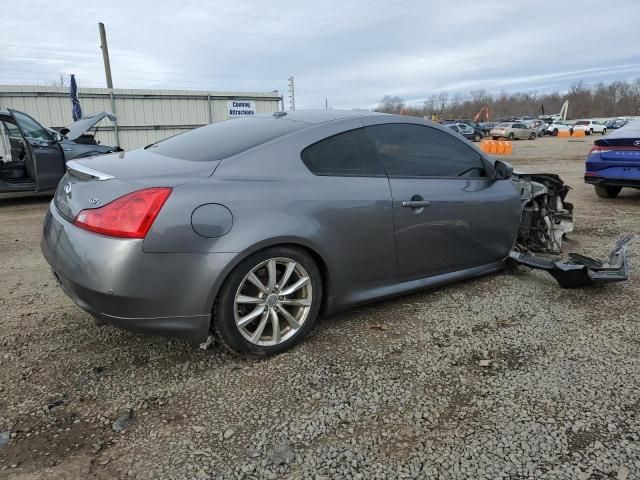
[{"xmin": 40, "ymin": 110, "xmax": 592, "ymax": 357}]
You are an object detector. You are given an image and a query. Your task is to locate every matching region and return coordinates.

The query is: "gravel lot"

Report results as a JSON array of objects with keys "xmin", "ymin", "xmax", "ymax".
[{"xmin": 1, "ymin": 135, "xmax": 639, "ymax": 479}]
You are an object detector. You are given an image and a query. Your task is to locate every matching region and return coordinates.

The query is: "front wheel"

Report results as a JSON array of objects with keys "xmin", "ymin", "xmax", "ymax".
[
  {"xmin": 529, "ymin": 132, "xmax": 536, "ymax": 140},
  {"xmin": 508, "ymin": 133, "xmax": 515, "ymax": 140},
  {"xmin": 473, "ymin": 133, "xmax": 482, "ymax": 142},
  {"xmin": 595, "ymin": 185, "xmax": 622, "ymax": 198},
  {"xmin": 212, "ymin": 246, "xmax": 322, "ymax": 357},
  {"xmin": 602, "ymin": 128, "xmax": 607, "ymax": 135},
  {"xmin": 552, "ymin": 129, "xmax": 558, "ymax": 136}
]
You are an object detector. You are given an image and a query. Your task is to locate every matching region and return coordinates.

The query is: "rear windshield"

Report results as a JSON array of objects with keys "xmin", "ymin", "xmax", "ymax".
[
  {"xmin": 148, "ymin": 117, "xmax": 306, "ymax": 161},
  {"xmin": 575, "ymin": 121, "xmax": 589, "ymax": 125}
]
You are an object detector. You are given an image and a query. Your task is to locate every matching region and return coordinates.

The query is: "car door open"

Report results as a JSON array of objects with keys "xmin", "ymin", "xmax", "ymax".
[{"xmin": 10, "ymin": 109, "xmax": 65, "ymax": 191}]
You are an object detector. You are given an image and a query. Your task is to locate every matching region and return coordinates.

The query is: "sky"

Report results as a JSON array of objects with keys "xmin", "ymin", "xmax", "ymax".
[{"xmin": 2, "ymin": 0, "xmax": 640, "ymax": 110}]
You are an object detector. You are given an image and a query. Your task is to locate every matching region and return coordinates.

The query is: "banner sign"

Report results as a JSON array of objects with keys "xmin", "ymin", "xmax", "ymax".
[{"xmin": 227, "ymin": 100, "xmax": 256, "ymax": 117}]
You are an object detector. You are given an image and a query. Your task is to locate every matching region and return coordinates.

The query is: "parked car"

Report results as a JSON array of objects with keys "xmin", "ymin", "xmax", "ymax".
[
  {"xmin": 42, "ymin": 111, "xmax": 622, "ymax": 357},
  {"xmin": 573, "ymin": 120, "xmax": 607, "ymax": 135},
  {"xmin": 477, "ymin": 122, "xmax": 497, "ymax": 136},
  {"xmin": 523, "ymin": 119, "xmax": 548, "ymax": 137},
  {"xmin": 607, "ymin": 119, "xmax": 628, "ymax": 130},
  {"xmin": 0, "ymin": 109, "xmax": 119, "ymax": 194},
  {"xmin": 446, "ymin": 122, "xmax": 484, "ymax": 142},
  {"xmin": 490, "ymin": 122, "xmax": 536, "ymax": 140},
  {"xmin": 546, "ymin": 121, "xmax": 574, "ymax": 136},
  {"xmin": 456, "ymin": 119, "xmax": 481, "ymax": 129},
  {"xmin": 584, "ymin": 120, "xmax": 640, "ymax": 198}
]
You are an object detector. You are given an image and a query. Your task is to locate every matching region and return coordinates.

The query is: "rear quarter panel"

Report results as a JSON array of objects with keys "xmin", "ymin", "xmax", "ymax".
[{"xmin": 144, "ymin": 117, "xmax": 398, "ymax": 304}]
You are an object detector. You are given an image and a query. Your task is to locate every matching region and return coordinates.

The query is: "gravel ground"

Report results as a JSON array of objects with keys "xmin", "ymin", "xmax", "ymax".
[{"xmin": 0, "ymin": 135, "xmax": 639, "ymax": 479}]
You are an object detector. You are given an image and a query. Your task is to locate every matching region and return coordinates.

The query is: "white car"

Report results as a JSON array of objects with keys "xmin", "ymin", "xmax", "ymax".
[
  {"xmin": 573, "ymin": 120, "xmax": 607, "ymax": 135},
  {"xmin": 546, "ymin": 121, "xmax": 574, "ymax": 136}
]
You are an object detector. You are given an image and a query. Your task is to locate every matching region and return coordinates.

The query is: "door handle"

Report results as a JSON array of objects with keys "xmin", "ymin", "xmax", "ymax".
[{"xmin": 402, "ymin": 200, "xmax": 431, "ymax": 208}]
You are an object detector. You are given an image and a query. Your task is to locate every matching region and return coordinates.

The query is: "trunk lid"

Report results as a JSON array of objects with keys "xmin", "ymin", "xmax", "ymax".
[{"xmin": 55, "ymin": 148, "xmax": 219, "ymax": 223}]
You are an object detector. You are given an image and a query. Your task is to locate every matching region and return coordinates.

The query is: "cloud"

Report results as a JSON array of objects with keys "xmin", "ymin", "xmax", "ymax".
[{"xmin": 1, "ymin": 0, "xmax": 639, "ymax": 108}]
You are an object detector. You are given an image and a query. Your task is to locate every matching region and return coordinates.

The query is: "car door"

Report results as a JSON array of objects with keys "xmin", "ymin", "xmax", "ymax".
[
  {"xmin": 10, "ymin": 109, "xmax": 65, "ymax": 191},
  {"xmin": 364, "ymin": 121, "xmax": 521, "ymax": 282}
]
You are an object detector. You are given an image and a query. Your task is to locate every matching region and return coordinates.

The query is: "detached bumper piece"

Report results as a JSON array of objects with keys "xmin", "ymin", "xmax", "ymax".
[{"xmin": 509, "ymin": 234, "xmax": 633, "ymax": 288}]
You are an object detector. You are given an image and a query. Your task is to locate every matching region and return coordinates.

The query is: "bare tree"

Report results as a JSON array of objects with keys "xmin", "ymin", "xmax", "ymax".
[
  {"xmin": 375, "ymin": 78, "xmax": 640, "ymax": 120},
  {"xmin": 375, "ymin": 95, "xmax": 405, "ymax": 114},
  {"xmin": 48, "ymin": 73, "xmax": 69, "ymax": 87}
]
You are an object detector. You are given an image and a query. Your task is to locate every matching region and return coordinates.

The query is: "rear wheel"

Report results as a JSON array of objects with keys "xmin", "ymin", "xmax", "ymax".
[
  {"xmin": 508, "ymin": 133, "xmax": 515, "ymax": 140},
  {"xmin": 552, "ymin": 129, "xmax": 558, "ymax": 136},
  {"xmin": 528, "ymin": 132, "xmax": 536, "ymax": 140},
  {"xmin": 212, "ymin": 246, "xmax": 322, "ymax": 357},
  {"xmin": 595, "ymin": 185, "xmax": 622, "ymax": 198},
  {"xmin": 602, "ymin": 128, "xmax": 607, "ymax": 135},
  {"xmin": 473, "ymin": 133, "xmax": 482, "ymax": 142}
]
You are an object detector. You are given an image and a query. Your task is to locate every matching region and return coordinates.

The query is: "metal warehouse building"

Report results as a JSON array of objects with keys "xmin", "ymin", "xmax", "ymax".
[{"xmin": 0, "ymin": 86, "xmax": 282, "ymax": 150}]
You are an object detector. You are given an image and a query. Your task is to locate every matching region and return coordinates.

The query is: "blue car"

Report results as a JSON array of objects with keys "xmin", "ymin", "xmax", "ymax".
[{"xmin": 584, "ymin": 120, "xmax": 640, "ymax": 198}]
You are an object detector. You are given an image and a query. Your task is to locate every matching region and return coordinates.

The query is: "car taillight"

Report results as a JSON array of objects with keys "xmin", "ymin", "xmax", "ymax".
[
  {"xmin": 74, "ymin": 187, "xmax": 172, "ymax": 238},
  {"xmin": 590, "ymin": 145, "xmax": 640, "ymax": 154}
]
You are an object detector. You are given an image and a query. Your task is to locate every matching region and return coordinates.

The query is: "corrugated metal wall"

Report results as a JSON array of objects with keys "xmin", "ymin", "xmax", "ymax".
[{"xmin": 0, "ymin": 86, "xmax": 282, "ymax": 150}]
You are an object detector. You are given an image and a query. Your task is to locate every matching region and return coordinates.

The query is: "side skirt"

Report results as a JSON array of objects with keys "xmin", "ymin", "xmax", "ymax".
[{"xmin": 325, "ymin": 261, "xmax": 505, "ymax": 315}]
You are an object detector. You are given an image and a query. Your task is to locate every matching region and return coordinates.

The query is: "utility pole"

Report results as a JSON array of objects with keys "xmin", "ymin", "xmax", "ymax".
[
  {"xmin": 288, "ymin": 76, "xmax": 295, "ymax": 110},
  {"xmin": 98, "ymin": 22, "xmax": 113, "ymax": 89},
  {"xmin": 325, "ymin": 98, "xmax": 328, "ymax": 110},
  {"xmin": 98, "ymin": 22, "xmax": 119, "ymax": 147}
]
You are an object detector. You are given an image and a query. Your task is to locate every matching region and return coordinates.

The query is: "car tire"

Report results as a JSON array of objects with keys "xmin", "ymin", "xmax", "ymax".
[
  {"xmin": 473, "ymin": 133, "xmax": 482, "ymax": 142},
  {"xmin": 587, "ymin": 129, "xmax": 592, "ymax": 136},
  {"xmin": 212, "ymin": 246, "xmax": 322, "ymax": 358},
  {"xmin": 529, "ymin": 132, "xmax": 536, "ymax": 140},
  {"xmin": 492, "ymin": 136, "xmax": 499, "ymax": 140},
  {"xmin": 602, "ymin": 128, "xmax": 607, "ymax": 135},
  {"xmin": 552, "ymin": 129, "xmax": 558, "ymax": 136},
  {"xmin": 595, "ymin": 185, "xmax": 622, "ymax": 199},
  {"xmin": 508, "ymin": 133, "xmax": 515, "ymax": 140}
]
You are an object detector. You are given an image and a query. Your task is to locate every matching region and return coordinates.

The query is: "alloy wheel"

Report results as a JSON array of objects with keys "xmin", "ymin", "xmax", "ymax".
[{"xmin": 233, "ymin": 257, "xmax": 313, "ymax": 346}]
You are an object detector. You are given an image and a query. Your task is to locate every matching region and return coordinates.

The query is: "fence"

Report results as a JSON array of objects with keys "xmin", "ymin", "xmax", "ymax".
[{"xmin": 0, "ymin": 86, "xmax": 283, "ymax": 150}]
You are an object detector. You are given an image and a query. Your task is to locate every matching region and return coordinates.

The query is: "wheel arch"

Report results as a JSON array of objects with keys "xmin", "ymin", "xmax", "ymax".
[{"xmin": 204, "ymin": 237, "xmax": 332, "ymax": 319}]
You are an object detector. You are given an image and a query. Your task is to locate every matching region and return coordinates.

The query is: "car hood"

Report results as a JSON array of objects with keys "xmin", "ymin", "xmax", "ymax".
[{"xmin": 65, "ymin": 112, "xmax": 117, "ymax": 140}]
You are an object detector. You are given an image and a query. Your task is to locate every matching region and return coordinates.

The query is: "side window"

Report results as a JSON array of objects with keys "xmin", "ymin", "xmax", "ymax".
[
  {"xmin": 366, "ymin": 123, "xmax": 486, "ymax": 178},
  {"xmin": 11, "ymin": 111, "xmax": 52, "ymax": 141},
  {"xmin": 301, "ymin": 128, "xmax": 384, "ymax": 176}
]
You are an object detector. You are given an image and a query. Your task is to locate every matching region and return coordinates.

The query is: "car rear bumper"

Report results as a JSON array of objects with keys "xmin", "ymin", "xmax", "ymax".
[
  {"xmin": 584, "ymin": 176, "xmax": 640, "ymax": 188},
  {"xmin": 41, "ymin": 202, "xmax": 237, "ymax": 342}
]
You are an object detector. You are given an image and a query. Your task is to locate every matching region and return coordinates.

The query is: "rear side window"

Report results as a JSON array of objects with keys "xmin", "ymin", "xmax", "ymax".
[
  {"xmin": 301, "ymin": 128, "xmax": 384, "ymax": 176},
  {"xmin": 366, "ymin": 123, "xmax": 486, "ymax": 178},
  {"xmin": 149, "ymin": 117, "xmax": 305, "ymax": 162}
]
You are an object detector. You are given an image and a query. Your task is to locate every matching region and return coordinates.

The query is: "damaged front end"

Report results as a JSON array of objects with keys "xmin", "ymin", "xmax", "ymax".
[
  {"xmin": 511, "ymin": 171, "xmax": 632, "ymax": 288},
  {"xmin": 510, "ymin": 234, "xmax": 633, "ymax": 288},
  {"xmin": 514, "ymin": 172, "xmax": 574, "ymax": 253}
]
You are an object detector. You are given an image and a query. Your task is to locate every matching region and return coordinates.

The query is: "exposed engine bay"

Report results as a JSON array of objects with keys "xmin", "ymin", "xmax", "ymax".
[
  {"xmin": 514, "ymin": 172, "xmax": 574, "ymax": 253},
  {"xmin": 510, "ymin": 171, "xmax": 632, "ymax": 288}
]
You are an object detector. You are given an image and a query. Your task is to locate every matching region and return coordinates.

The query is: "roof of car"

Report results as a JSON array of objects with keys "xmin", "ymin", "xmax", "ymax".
[{"xmin": 259, "ymin": 109, "xmax": 386, "ymax": 124}]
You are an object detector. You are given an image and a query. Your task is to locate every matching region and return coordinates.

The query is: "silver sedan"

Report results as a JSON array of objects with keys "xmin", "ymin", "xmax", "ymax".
[{"xmin": 490, "ymin": 122, "xmax": 536, "ymax": 140}]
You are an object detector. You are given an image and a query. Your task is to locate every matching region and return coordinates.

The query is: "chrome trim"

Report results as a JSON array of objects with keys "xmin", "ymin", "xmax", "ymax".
[{"xmin": 66, "ymin": 160, "xmax": 114, "ymax": 181}]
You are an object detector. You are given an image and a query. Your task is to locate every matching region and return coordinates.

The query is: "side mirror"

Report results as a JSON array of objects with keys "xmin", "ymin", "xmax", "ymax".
[{"xmin": 494, "ymin": 159, "xmax": 513, "ymax": 180}]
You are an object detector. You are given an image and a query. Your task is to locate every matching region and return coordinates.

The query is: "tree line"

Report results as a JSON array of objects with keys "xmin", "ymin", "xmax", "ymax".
[{"xmin": 375, "ymin": 79, "xmax": 640, "ymax": 120}]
